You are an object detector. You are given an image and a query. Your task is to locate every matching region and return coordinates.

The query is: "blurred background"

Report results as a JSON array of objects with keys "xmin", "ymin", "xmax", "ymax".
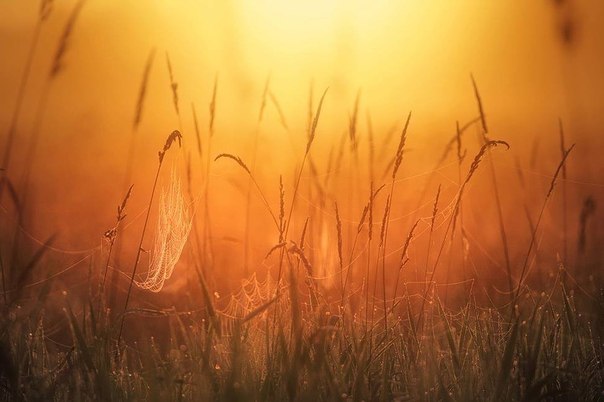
[{"xmin": 0, "ymin": 1, "xmax": 602, "ymax": 303}]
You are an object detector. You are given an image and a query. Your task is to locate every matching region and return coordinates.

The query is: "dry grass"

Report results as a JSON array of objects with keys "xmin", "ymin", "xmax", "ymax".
[{"xmin": 0, "ymin": 10, "xmax": 602, "ymax": 401}]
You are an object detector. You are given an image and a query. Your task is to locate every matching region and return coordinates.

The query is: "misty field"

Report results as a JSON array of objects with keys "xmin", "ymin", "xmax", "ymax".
[{"xmin": 1, "ymin": 1, "xmax": 603, "ymax": 401}]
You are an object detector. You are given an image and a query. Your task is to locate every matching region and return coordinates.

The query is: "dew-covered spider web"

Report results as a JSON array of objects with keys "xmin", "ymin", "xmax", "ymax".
[
  {"xmin": 135, "ymin": 165, "xmax": 193, "ymax": 292},
  {"xmin": 219, "ymin": 272, "xmax": 289, "ymax": 335},
  {"xmin": 221, "ymin": 273, "xmax": 277, "ymax": 317}
]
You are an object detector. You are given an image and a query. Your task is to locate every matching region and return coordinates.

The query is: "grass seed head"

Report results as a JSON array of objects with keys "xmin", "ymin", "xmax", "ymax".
[
  {"xmin": 471, "ymin": 74, "xmax": 489, "ymax": 136},
  {"xmin": 431, "ymin": 184, "xmax": 441, "ymax": 230},
  {"xmin": 209, "ymin": 74, "xmax": 218, "ymax": 136},
  {"xmin": 306, "ymin": 87, "xmax": 329, "ymax": 154},
  {"xmin": 392, "ymin": 111, "xmax": 412, "ymax": 179},
  {"xmin": 133, "ymin": 49, "xmax": 156, "ymax": 130},
  {"xmin": 166, "ymin": 53, "xmax": 180, "ymax": 116},
  {"xmin": 191, "ymin": 103, "xmax": 202, "ymax": 156},
  {"xmin": 49, "ymin": 0, "xmax": 86, "ymax": 79},
  {"xmin": 464, "ymin": 140, "xmax": 510, "ymax": 186},
  {"xmin": 335, "ymin": 202, "xmax": 343, "ymax": 271},
  {"xmin": 214, "ymin": 153, "xmax": 251, "ymax": 175},
  {"xmin": 159, "ymin": 130, "xmax": 182, "ymax": 163},
  {"xmin": 547, "ymin": 143, "xmax": 575, "ymax": 198}
]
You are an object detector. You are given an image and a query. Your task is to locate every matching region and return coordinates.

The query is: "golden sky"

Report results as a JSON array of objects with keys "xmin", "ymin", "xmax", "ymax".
[
  {"xmin": 0, "ymin": 0, "xmax": 603, "ymax": 251},
  {"xmin": 2, "ymin": 1, "xmax": 603, "ymax": 128}
]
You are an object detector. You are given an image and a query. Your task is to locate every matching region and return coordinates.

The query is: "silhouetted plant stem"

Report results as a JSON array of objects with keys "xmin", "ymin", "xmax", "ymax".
[
  {"xmin": 0, "ymin": 15, "xmax": 44, "ymax": 200},
  {"xmin": 510, "ymin": 143, "xmax": 575, "ymax": 317},
  {"xmin": 118, "ymin": 130, "xmax": 181, "ymax": 344}
]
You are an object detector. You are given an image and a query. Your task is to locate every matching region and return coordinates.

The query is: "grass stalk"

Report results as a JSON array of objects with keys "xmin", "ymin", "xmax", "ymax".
[
  {"xmin": 0, "ymin": 5, "xmax": 47, "ymax": 197},
  {"xmin": 471, "ymin": 75, "xmax": 514, "ymax": 303},
  {"xmin": 511, "ymin": 143, "xmax": 575, "ymax": 314},
  {"xmin": 117, "ymin": 130, "xmax": 182, "ymax": 343}
]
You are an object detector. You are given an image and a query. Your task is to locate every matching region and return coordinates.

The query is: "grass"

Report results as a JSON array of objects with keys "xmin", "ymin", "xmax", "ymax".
[
  {"xmin": 1, "ymin": 97, "xmax": 603, "ymax": 402},
  {"xmin": 118, "ymin": 130, "xmax": 183, "ymax": 343},
  {"xmin": 1, "ymin": 275, "xmax": 602, "ymax": 401},
  {"xmin": 0, "ymin": 6, "xmax": 603, "ymax": 401}
]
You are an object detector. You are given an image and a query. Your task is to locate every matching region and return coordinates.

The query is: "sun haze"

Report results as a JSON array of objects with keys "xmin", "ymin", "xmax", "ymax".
[{"xmin": 0, "ymin": 1, "xmax": 603, "ymax": 400}]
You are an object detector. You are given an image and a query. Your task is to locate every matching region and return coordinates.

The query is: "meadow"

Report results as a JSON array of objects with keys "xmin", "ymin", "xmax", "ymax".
[{"xmin": 0, "ymin": 1, "xmax": 603, "ymax": 401}]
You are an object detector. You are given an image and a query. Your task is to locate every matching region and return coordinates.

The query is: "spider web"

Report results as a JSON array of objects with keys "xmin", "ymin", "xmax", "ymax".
[
  {"xmin": 221, "ymin": 272, "xmax": 278, "ymax": 318},
  {"xmin": 135, "ymin": 166, "xmax": 193, "ymax": 292},
  {"xmin": 219, "ymin": 272, "xmax": 289, "ymax": 335}
]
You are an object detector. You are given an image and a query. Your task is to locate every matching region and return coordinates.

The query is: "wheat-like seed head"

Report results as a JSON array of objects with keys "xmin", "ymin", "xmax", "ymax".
[
  {"xmin": 49, "ymin": 0, "xmax": 86, "ymax": 79},
  {"xmin": 335, "ymin": 202, "xmax": 343, "ymax": 271},
  {"xmin": 368, "ymin": 181, "xmax": 375, "ymax": 241},
  {"xmin": 288, "ymin": 242, "xmax": 313, "ymax": 279},
  {"xmin": 158, "ymin": 130, "xmax": 182, "ymax": 163},
  {"xmin": 306, "ymin": 88, "xmax": 328, "ymax": 154},
  {"xmin": 455, "ymin": 121, "xmax": 466, "ymax": 163},
  {"xmin": 104, "ymin": 184, "xmax": 133, "ymax": 244},
  {"xmin": 431, "ymin": 184, "xmax": 441, "ymax": 230},
  {"xmin": 299, "ymin": 217, "xmax": 310, "ymax": 247},
  {"xmin": 558, "ymin": 119, "xmax": 568, "ymax": 179},
  {"xmin": 547, "ymin": 143, "xmax": 575, "ymax": 198},
  {"xmin": 214, "ymin": 153, "xmax": 250, "ymax": 175},
  {"xmin": 348, "ymin": 90, "xmax": 360, "ymax": 154},
  {"xmin": 452, "ymin": 139, "xmax": 510, "ymax": 226},
  {"xmin": 463, "ymin": 140, "xmax": 510, "ymax": 186},
  {"xmin": 133, "ymin": 49, "xmax": 156, "ymax": 130},
  {"xmin": 357, "ymin": 204, "xmax": 369, "ymax": 234},
  {"xmin": 279, "ymin": 175, "xmax": 285, "ymax": 241},
  {"xmin": 392, "ymin": 111, "xmax": 412, "ymax": 179},
  {"xmin": 471, "ymin": 74, "xmax": 489, "ymax": 136},
  {"xmin": 398, "ymin": 219, "xmax": 420, "ymax": 271},
  {"xmin": 166, "ymin": 53, "xmax": 179, "ymax": 116},
  {"xmin": 191, "ymin": 103, "xmax": 202, "ymax": 157},
  {"xmin": 209, "ymin": 74, "xmax": 218, "ymax": 137},
  {"xmin": 379, "ymin": 195, "xmax": 391, "ymax": 247}
]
